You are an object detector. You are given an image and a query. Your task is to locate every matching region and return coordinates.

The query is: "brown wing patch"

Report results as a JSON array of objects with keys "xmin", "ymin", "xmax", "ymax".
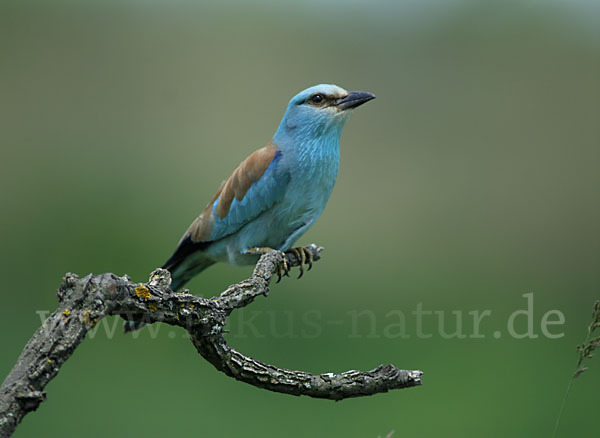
[
  {"xmin": 185, "ymin": 191, "xmax": 219, "ymax": 243},
  {"xmin": 185, "ymin": 141, "xmax": 279, "ymax": 243}
]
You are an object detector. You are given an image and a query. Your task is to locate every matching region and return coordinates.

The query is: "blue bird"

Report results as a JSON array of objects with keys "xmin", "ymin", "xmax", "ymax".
[{"xmin": 163, "ymin": 84, "xmax": 375, "ymax": 290}]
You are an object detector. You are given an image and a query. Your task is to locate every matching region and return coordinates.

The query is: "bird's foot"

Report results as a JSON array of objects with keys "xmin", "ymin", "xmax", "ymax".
[
  {"xmin": 245, "ymin": 247, "xmax": 313, "ymax": 283},
  {"xmin": 245, "ymin": 247, "xmax": 275, "ymax": 256},
  {"xmin": 284, "ymin": 247, "xmax": 314, "ymax": 279},
  {"xmin": 245, "ymin": 247, "xmax": 290, "ymax": 283},
  {"xmin": 277, "ymin": 255, "xmax": 290, "ymax": 283}
]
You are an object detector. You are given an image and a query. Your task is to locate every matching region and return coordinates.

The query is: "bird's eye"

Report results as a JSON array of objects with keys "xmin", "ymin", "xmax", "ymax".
[{"xmin": 310, "ymin": 94, "xmax": 324, "ymax": 104}]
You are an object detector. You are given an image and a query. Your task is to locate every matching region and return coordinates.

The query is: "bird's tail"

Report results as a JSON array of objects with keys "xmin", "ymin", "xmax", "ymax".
[
  {"xmin": 161, "ymin": 235, "xmax": 214, "ymax": 291},
  {"xmin": 123, "ymin": 240, "xmax": 215, "ymax": 334},
  {"xmin": 168, "ymin": 257, "xmax": 215, "ymax": 292},
  {"xmin": 123, "ymin": 259, "xmax": 214, "ymax": 334}
]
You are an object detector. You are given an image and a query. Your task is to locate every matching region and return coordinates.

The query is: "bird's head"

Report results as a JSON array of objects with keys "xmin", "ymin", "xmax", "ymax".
[{"xmin": 275, "ymin": 84, "xmax": 375, "ymax": 142}]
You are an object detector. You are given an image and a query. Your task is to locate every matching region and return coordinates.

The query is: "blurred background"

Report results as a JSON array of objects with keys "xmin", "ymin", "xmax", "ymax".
[{"xmin": 1, "ymin": 0, "xmax": 599, "ymax": 436}]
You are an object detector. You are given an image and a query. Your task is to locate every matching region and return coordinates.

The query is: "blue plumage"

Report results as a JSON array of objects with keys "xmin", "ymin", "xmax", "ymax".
[
  {"xmin": 210, "ymin": 151, "xmax": 288, "ymax": 242},
  {"xmin": 163, "ymin": 84, "xmax": 375, "ymax": 290}
]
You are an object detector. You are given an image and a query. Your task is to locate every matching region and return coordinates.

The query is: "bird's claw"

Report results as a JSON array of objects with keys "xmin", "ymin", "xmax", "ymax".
[
  {"xmin": 246, "ymin": 247, "xmax": 288, "ymax": 283},
  {"xmin": 276, "ymin": 255, "xmax": 290, "ymax": 283},
  {"xmin": 283, "ymin": 247, "xmax": 314, "ymax": 280},
  {"xmin": 256, "ymin": 246, "xmax": 312, "ymax": 283}
]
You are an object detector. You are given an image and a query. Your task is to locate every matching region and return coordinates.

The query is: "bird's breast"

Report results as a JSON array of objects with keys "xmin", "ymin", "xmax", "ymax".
[{"xmin": 282, "ymin": 138, "xmax": 340, "ymax": 217}]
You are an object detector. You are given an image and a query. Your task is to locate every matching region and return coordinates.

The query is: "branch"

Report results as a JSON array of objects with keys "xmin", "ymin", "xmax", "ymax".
[{"xmin": 0, "ymin": 245, "xmax": 422, "ymax": 436}]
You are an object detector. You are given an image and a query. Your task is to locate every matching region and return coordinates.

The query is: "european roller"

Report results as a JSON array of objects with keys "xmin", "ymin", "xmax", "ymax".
[{"xmin": 162, "ymin": 84, "xmax": 375, "ymax": 290}]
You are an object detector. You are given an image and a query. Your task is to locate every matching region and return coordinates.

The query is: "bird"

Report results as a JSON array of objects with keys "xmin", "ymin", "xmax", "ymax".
[{"xmin": 162, "ymin": 84, "xmax": 375, "ymax": 291}]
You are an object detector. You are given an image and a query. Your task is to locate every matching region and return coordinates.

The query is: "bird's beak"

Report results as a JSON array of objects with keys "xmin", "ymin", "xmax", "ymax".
[{"xmin": 335, "ymin": 91, "xmax": 376, "ymax": 110}]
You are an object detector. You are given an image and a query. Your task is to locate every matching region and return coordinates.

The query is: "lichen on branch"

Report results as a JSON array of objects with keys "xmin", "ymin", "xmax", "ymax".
[{"xmin": 0, "ymin": 245, "xmax": 422, "ymax": 437}]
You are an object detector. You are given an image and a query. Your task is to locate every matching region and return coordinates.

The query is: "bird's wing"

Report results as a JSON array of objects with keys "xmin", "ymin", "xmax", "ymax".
[
  {"xmin": 163, "ymin": 142, "xmax": 289, "ymax": 270},
  {"xmin": 188, "ymin": 142, "xmax": 288, "ymax": 242}
]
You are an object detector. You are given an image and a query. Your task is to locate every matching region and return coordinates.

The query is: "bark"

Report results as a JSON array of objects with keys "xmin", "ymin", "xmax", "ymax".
[{"xmin": 0, "ymin": 245, "xmax": 422, "ymax": 437}]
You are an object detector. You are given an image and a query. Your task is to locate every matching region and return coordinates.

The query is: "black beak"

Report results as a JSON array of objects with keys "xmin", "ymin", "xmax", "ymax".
[{"xmin": 336, "ymin": 91, "xmax": 376, "ymax": 110}]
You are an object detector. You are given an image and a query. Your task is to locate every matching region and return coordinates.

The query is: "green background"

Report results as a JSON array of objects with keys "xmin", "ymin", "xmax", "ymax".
[{"xmin": 1, "ymin": 0, "xmax": 599, "ymax": 436}]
